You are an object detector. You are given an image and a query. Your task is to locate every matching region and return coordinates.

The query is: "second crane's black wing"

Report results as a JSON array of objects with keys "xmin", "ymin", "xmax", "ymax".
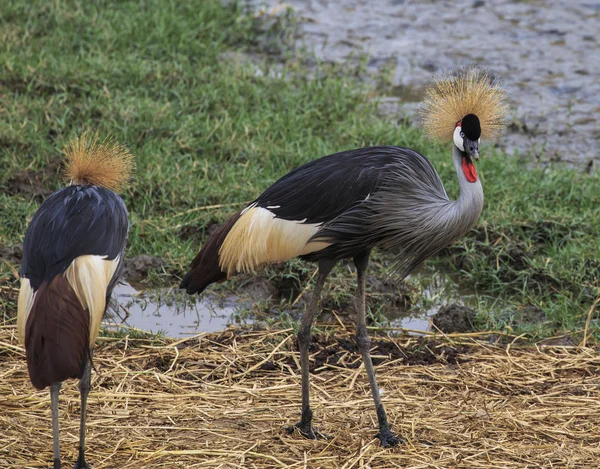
[
  {"xmin": 20, "ymin": 185, "xmax": 129, "ymax": 292},
  {"xmin": 255, "ymin": 146, "xmax": 408, "ymax": 224}
]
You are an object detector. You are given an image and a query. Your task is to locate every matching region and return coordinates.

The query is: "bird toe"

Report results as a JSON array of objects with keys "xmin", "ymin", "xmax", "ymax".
[
  {"xmin": 376, "ymin": 430, "xmax": 405, "ymax": 448},
  {"xmin": 286, "ymin": 423, "xmax": 332, "ymax": 441}
]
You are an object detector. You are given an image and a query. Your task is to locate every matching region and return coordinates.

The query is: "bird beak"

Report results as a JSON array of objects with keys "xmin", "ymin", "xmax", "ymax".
[{"xmin": 465, "ymin": 139, "xmax": 479, "ymax": 161}]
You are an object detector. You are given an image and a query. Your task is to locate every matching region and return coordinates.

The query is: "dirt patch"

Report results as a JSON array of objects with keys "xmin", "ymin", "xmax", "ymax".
[
  {"xmin": 4, "ymin": 160, "xmax": 61, "ymax": 202},
  {"xmin": 0, "ymin": 245, "xmax": 21, "ymax": 320},
  {"xmin": 366, "ymin": 274, "xmax": 413, "ymax": 311},
  {"xmin": 252, "ymin": 0, "xmax": 600, "ymax": 166},
  {"xmin": 536, "ymin": 335, "xmax": 577, "ymax": 347},
  {"xmin": 514, "ymin": 305, "xmax": 547, "ymax": 327},
  {"xmin": 0, "ymin": 244, "xmax": 23, "ymax": 266},
  {"xmin": 244, "ymin": 331, "xmax": 471, "ymax": 374},
  {"xmin": 122, "ymin": 255, "xmax": 166, "ymax": 282},
  {"xmin": 432, "ymin": 303, "xmax": 477, "ymax": 334},
  {"xmin": 268, "ymin": 267, "xmax": 414, "ymax": 319},
  {"xmin": 178, "ymin": 221, "xmax": 221, "ymax": 244},
  {"xmin": 196, "ymin": 329, "xmax": 470, "ymax": 376},
  {"xmin": 235, "ymin": 275, "xmax": 280, "ymax": 301}
]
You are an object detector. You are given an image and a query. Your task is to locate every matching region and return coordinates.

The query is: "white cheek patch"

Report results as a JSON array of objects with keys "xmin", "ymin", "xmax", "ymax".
[{"xmin": 453, "ymin": 126, "xmax": 465, "ymax": 152}]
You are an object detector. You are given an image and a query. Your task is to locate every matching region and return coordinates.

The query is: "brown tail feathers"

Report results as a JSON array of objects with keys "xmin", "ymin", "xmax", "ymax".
[
  {"xmin": 62, "ymin": 131, "xmax": 134, "ymax": 192},
  {"xmin": 180, "ymin": 211, "xmax": 242, "ymax": 295},
  {"xmin": 25, "ymin": 275, "xmax": 90, "ymax": 390}
]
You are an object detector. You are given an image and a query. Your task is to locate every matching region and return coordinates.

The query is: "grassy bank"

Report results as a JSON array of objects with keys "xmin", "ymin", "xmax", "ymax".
[{"xmin": 1, "ymin": 0, "xmax": 599, "ymax": 339}]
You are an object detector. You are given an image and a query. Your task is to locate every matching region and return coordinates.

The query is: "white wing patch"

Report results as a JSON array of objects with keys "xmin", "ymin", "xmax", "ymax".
[
  {"xmin": 17, "ymin": 278, "xmax": 35, "ymax": 346},
  {"xmin": 65, "ymin": 255, "xmax": 120, "ymax": 346},
  {"xmin": 219, "ymin": 207, "xmax": 330, "ymax": 276}
]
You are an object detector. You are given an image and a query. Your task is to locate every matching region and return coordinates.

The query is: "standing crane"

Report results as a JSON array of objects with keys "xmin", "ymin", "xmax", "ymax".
[
  {"xmin": 17, "ymin": 134, "xmax": 133, "ymax": 469},
  {"xmin": 180, "ymin": 67, "xmax": 508, "ymax": 447}
]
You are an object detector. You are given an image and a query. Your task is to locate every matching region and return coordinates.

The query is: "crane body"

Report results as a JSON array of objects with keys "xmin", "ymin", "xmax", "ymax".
[
  {"xmin": 17, "ymin": 134, "xmax": 133, "ymax": 469},
  {"xmin": 181, "ymin": 68, "xmax": 508, "ymax": 446}
]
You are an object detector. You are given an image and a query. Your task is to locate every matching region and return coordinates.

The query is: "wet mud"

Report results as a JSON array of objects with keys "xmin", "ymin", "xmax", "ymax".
[
  {"xmin": 201, "ymin": 329, "xmax": 470, "ymax": 379},
  {"xmin": 122, "ymin": 254, "xmax": 167, "ymax": 283},
  {"xmin": 253, "ymin": 0, "xmax": 600, "ymax": 166},
  {"xmin": 0, "ymin": 244, "xmax": 22, "ymax": 266},
  {"xmin": 4, "ymin": 160, "xmax": 60, "ymax": 202},
  {"xmin": 432, "ymin": 303, "xmax": 476, "ymax": 334}
]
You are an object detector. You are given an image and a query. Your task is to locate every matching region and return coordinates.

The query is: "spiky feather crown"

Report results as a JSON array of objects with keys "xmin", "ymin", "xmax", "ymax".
[
  {"xmin": 421, "ymin": 67, "xmax": 509, "ymax": 143},
  {"xmin": 62, "ymin": 132, "xmax": 134, "ymax": 192}
]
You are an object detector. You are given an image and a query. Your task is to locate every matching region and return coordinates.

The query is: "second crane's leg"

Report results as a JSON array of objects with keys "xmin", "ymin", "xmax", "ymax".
[
  {"xmin": 354, "ymin": 250, "xmax": 402, "ymax": 448},
  {"xmin": 73, "ymin": 358, "xmax": 92, "ymax": 469},
  {"xmin": 51, "ymin": 382, "xmax": 62, "ymax": 469},
  {"xmin": 288, "ymin": 259, "xmax": 336, "ymax": 439}
]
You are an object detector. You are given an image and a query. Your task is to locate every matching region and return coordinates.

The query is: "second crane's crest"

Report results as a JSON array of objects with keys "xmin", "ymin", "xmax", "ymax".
[
  {"xmin": 62, "ymin": 132, "xmax": 135, "ymax": 192},
  {"xmin": 421, "ymin": 67, "xmax": 509, "ymax": 143}
]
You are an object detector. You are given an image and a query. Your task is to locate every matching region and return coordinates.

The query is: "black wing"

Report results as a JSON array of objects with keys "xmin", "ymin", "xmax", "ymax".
[
  {"xmin": 20, "ymin": 185, "xmax": 129, "ymax": 292},
  {"xmin": 254, "ymin": 146, "xmax": 412, "ymax": 224}
]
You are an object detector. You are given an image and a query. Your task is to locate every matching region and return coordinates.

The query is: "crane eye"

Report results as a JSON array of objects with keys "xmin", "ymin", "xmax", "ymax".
[{"xmin": 460, "ymin": 131, "xmax": 465, "ymax": 138}]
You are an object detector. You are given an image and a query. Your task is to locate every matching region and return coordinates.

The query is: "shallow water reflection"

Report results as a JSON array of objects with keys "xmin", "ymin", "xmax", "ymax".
[
  {"xmin": 105, "ymin": 282, "xmax": 241, "ymax": 337},
  {"xmin": 103, "ymin": 264, "xmax": 475, "ymax": 338}
]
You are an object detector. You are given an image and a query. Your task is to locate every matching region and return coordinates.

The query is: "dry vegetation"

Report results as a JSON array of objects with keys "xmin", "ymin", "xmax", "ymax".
[{"xmin": 2, "ymin": 326, "xmax": 599, "ymax": 468}]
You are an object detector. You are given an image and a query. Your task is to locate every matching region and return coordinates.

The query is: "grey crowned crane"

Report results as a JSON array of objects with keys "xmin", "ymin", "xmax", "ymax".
[
  {"xmin": 17, "ymin": 134, "xmax": 133, "ymax": 469},
  {"xmin": 180, "ymin": 68, "xmax": 508, "ymax": 447}
]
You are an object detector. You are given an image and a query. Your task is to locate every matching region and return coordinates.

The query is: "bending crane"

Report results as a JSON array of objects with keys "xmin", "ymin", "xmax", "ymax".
[{"xmin": 181, "ymin": 68, "xmax": 508, "ymax": 446}]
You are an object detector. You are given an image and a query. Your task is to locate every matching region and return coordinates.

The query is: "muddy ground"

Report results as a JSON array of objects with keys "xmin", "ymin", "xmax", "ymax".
[{"xmin": 253, "ymin": 0, "xmax": 600, "ymax": 166}]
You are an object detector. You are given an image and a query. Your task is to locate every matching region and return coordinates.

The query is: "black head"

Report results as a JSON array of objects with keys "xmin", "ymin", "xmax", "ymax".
[
  {"xmin": 453, "ymin": 114, "xmax": 481, "ymax": 160},
  {"xmin": 461, "ymin": 114, "xmax": 481, "ymax": 141}
]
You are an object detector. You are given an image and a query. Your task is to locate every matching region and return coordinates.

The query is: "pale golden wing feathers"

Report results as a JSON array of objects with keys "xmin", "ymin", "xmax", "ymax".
[
  {"xmin": 219, "ymin": 206, "xmax": 330, "ymax": 276},
  {"xmin": 17, "ymin": 278, "xmax": 35, "ymax": 345},
  {"xmin": 65, "ymin": 255, "xmax": 121, "ymax": 346}
]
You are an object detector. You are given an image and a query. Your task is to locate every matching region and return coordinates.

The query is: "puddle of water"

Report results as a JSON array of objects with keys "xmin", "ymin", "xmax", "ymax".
[
  {"xmin": 106, "ymin": 264, "xmax": 478, "ymax": 337},
  {"xmin": 105, "ymin": 282, "xmax": 243, "ymax": 337},
  {"xmin": 389, "ymin": 264, "xmax": 479, "ymax": 333}
]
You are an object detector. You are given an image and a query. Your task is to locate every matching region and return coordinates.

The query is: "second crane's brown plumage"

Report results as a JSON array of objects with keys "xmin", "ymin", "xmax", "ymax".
[
  {"xmin": 181, "ymin": 67, "xmax": 508, "ymax": 447},
  {"xmin": 17, "ymin": 134, "xmax": 133, "ymax": 469}
]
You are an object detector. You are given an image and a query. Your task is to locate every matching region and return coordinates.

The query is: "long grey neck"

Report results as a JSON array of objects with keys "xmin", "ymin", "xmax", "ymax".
[
  {"xmin": 348, "ymin": 144, "xmax": 485, "ymax": 279},
  {"xmin": 440, "ymin": 145, "xmax": 484, "ymax": 237}
]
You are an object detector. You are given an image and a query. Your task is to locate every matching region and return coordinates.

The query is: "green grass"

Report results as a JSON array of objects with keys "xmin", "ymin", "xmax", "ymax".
[{"xmin": 1, "ymin": 0, "xmax": 599, "ymax": 339}]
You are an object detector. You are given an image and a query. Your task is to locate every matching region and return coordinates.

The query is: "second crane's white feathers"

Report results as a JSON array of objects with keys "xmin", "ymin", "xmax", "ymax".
[{"xmin": 18, "ymin": 255, "xmax": 120, "ymax": 347}]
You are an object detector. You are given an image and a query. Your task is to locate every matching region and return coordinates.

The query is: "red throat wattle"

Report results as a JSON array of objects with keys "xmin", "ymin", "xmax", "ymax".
[{"xmin": 461, "ymin": 156, "xmax": 478, "ymax": 183}]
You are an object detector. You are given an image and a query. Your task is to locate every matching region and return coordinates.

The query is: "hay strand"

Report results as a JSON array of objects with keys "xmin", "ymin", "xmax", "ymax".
[{"xmin": 1, "ymin": 326, "xmax": 599, "ymax": 468}]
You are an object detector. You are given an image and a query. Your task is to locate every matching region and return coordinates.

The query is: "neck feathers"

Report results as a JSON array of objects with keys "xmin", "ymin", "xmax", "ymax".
[{"xmin": 442, "ymin": 145, "xmax": 484, "ymax": 241}]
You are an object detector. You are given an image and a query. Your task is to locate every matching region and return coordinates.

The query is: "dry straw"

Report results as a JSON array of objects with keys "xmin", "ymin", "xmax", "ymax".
[
  {"xmin": 1, "ymin": 325, "xmax": 599, "ymax": 468},
  {"xmin": 62, "ymin": 132, "xmax": 135, "ymax": 192},
  {"xmin": 421, "ymin": 66, "xmax": 509, "ymax": 143}
]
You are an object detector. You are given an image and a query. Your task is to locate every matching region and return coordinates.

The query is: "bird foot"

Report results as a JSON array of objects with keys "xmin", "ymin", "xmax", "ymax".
[
  {"xmin": 72, "ymin": 457, "xmax": 90, "ymax": 469},
  {"xmin": 54, "ymin": 458, "xmax": 61, "ymax": 469},
  {"xmin": 376, "ymin": 429, "xmax": 405, "ymax": 448},
  {"xmin": 286, "ymin": 421, "xmax": 332, "ymax": 440}
]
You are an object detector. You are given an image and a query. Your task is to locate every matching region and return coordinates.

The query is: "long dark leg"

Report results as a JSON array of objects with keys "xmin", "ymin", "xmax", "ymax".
[
  {"xmin": 73, "ymin": 358, "xmax": 92, "ymax": 469},
  {"xmin": 287, "ymin": 259, "xmax": 336, "ymax": 439},
  {"xmin": 51, "ymin": 382, "xmax": 62, "ymax": 469},
  {"xmin": 354, "ymin": 250, "xmax": 402, "ymax": 447}
]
